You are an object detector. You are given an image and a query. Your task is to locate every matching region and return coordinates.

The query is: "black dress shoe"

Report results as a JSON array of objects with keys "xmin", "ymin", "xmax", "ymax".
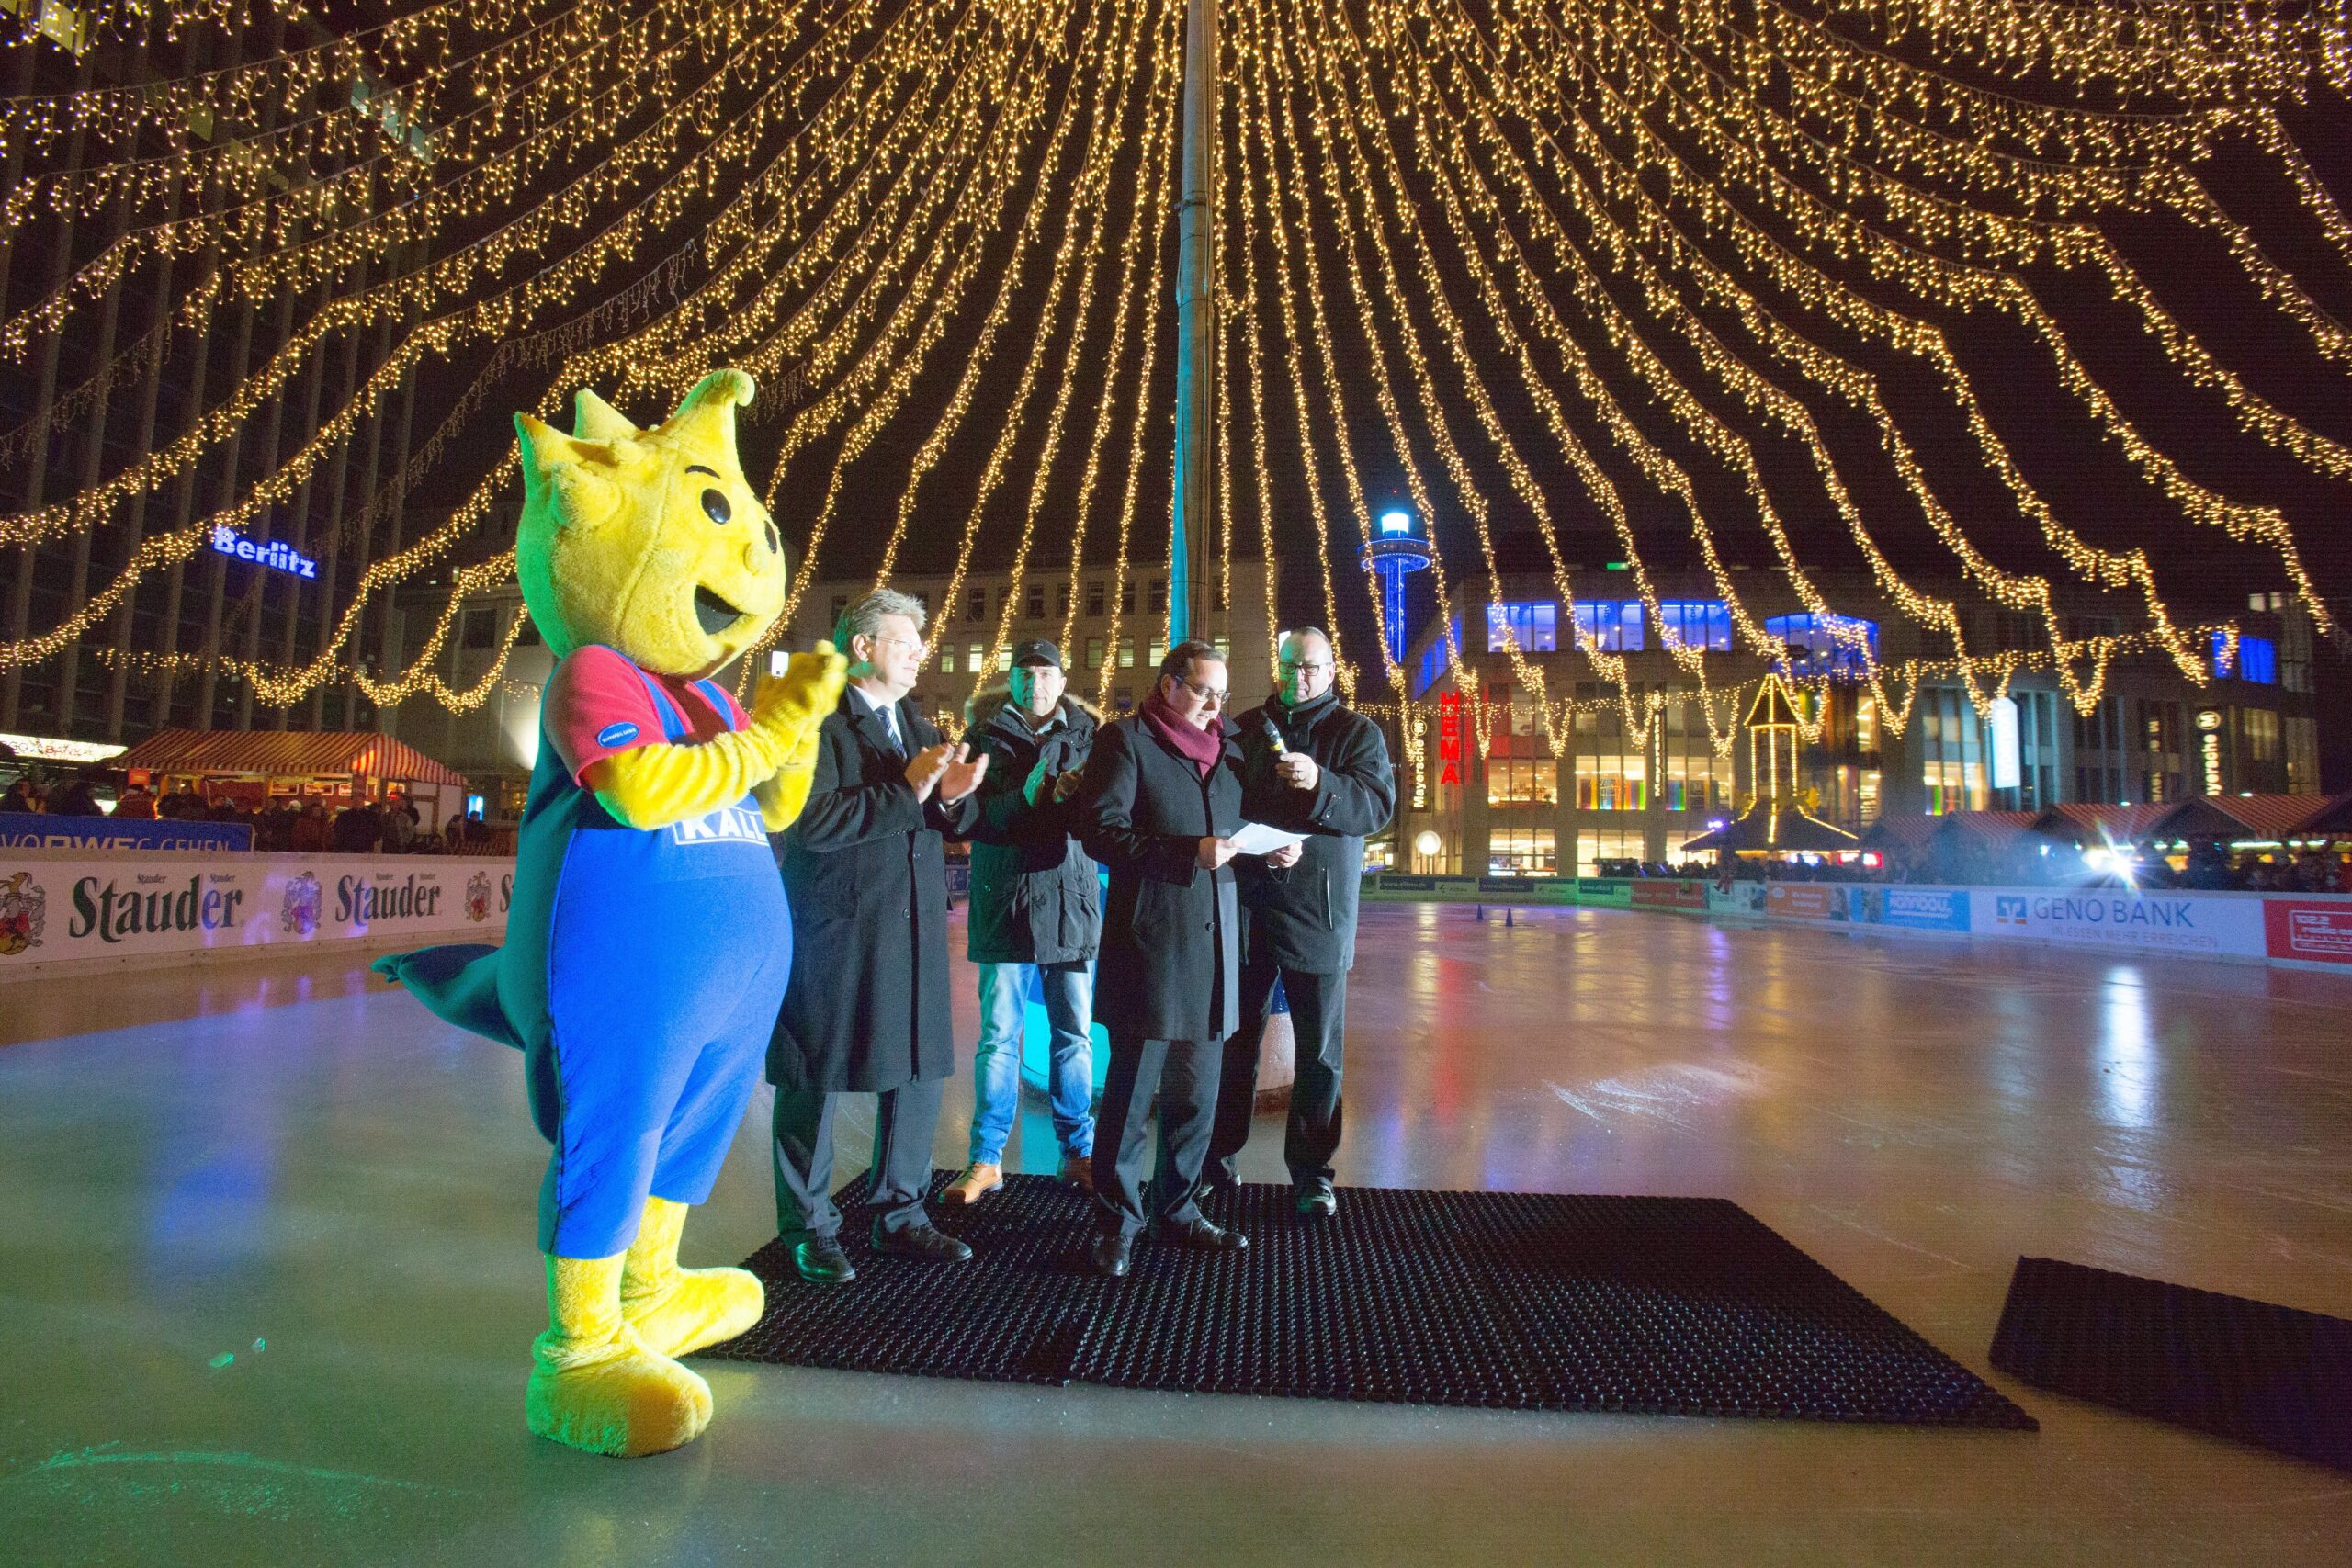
[
  {"xmin": 1081, "ymin": 1226, "xmax": 1134, "ymax": 1278},
  {"xmin": 793, "ymin": 1237, "xmax": 856, "ymax": 1284},
  {"xmin": 1295, "ymin": 1179, "xmax": 1338, "ymax": 1218},
  {"xmin": 871, "ymin": 1221, "xmax": 974, "ymax": 1262},
  {"xmin": 1159, "ymin": 1216, "xmax": 1249, "ymax": 1253}
]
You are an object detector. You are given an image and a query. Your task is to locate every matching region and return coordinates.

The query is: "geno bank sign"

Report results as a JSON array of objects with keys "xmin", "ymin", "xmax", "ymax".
[
  {"xmin": 210, "ymin": 525, "xmax": 320, "ymax": 579},
  {"xmin": 1979, "ymin": 889, "xmax": 2265, "ymax": 959}
]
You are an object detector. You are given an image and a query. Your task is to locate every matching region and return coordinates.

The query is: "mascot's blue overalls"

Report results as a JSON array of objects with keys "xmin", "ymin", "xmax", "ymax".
[{"xmin": 384, "ymin": 653, "xmax": 788, "ymax": 1258}]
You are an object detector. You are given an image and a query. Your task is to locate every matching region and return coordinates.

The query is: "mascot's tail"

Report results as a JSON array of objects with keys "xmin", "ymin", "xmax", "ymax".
[{"xmin": 373, "ymin": 943, "xmax": 525, "ymax": 1051}]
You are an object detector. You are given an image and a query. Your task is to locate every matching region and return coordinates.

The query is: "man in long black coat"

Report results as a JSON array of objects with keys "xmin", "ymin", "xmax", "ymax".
[
  {"xmin": 771, "ymin": 589, "xmax": 987, "ymax": 1284},
  {"xmin": 1075, "ymin": 640, "xmax": 1299, "ymax": 1277},
  {"xmin": 1211, "ymin": 627, "xmax": 1396, "ymax": 1216}
]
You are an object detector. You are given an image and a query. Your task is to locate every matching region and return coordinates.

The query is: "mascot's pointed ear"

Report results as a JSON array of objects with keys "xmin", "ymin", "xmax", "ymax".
[
  {"xmin": 659, "ymin": 369, "xmax": 756, "ymax": 473},
  {"xmin": 571, "ymin": 388, "xmax": 639, "ymax": 444},
  {"xmin": 515, "ymin": 412, "xmax": 617, "ymax": 521}
]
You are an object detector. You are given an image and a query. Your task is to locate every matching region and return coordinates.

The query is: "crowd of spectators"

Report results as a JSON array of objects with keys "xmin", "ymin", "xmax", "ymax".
[{"xmin": 4, "ymin": 768, "xmax": 508, "ymax": 854}]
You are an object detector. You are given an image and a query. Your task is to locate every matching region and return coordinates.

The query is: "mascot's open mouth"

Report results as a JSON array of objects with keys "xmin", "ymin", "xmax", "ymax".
[{"xmin": 693, "ymin": 584, "xmax": 745, "ymax": 637}]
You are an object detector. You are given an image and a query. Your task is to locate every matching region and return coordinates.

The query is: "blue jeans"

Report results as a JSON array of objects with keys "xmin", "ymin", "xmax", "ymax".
[{"xmin": 970, "ymin": 961, "xmax": 1095, "ymax": 1166}]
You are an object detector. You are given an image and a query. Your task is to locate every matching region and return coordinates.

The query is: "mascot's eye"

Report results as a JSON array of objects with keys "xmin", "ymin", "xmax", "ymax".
[{"xmin": 700, "ymin": 487, "xmax": 732, "ymax": 525}]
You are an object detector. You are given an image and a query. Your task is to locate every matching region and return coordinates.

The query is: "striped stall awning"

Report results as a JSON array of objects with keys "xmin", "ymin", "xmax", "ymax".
[
  {"xmin": 2292, "ymin": 792, "xmax": 2352, "ymax": 836},
  {"xmin": 117, "ymin": 729, "xmax": 466, "ymax": 789},
  {"xmin": 2143, "ymin": 793, "xmax": 2335, "ymax": 843},
  {"xmin": 2030, "ymin": 802, "xmax": 2173, "ymax": 845}
]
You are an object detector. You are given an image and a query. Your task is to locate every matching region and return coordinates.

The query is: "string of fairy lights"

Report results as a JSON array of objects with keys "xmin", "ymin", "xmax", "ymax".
[{"xmin": 0, "ymin": 0, "xmax": 2345, "ymax": 761}]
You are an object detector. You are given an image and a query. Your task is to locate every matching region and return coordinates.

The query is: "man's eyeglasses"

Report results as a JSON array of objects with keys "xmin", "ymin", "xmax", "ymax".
[
  {"xmin": 1280, "ymin": 659, "xmax": 1334, "ymax": 674},
  {"xmin": 1172, "ymin": 672, "xmax": 1228, "ymax": 705},
  {"xmin": 868, "ymin": 633, "xmax": 927, "ymax": 658}
]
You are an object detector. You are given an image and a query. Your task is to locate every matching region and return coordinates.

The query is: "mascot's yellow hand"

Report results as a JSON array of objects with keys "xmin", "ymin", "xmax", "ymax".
[{"xmin": 754, "ymin": 641, "xmax": 849, "ymax": 735}]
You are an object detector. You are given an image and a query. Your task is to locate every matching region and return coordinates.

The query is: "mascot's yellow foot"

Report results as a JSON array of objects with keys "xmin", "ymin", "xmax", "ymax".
[
  {"xmin": 622, "ymin": 1196, "xmax": 765, "ymax": 1359},
  {"xmin": 527, "ymin": 1253, "xmax": 712, "ymax": 1458}
]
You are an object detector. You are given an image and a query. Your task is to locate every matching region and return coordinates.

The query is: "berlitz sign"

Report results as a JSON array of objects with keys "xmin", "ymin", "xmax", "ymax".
[{"xmin": 210, "ymin": 525, "xmax": 320, "ymax": 579}]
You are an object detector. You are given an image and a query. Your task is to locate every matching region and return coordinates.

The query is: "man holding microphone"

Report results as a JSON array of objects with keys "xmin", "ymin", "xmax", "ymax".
[{"xmin": 1210, "ymin": 626, "xmax": 1396, "ymax": 1217}]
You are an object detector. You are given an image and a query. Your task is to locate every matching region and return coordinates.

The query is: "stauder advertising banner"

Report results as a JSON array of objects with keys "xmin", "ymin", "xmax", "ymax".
[{"xmin": 0, "ymin": 851, "xmax": 512, "ymax": 970}]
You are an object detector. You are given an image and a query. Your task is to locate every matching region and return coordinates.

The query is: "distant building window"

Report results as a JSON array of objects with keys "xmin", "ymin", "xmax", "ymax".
[
  {"xmin": 1415, "ymin": 615, "xmax": 1460, "ymax": 696},
  {"xmin": 1026, "ymin": 582, "xmax": 1046, "ymax": 620},
  {"xmin": 1118, "ymin": 637, "xmax": 1136, "ymax": 669},
  {"xmin": 517, "ymin": 615, "xmax": 542, "ymax": 646},
  {"xmin": 1055, "ymin": 581, "xmax": 1070, "ymax": 618},
  {"xmin": 1655, "ymin": 601, "xmax": 1730, "ymax": 652},
  {"xmin": 967, "ymin": 586, "xmax": 986, "ymax": 622},
  {"xmin": 1085, "ymin": 636, "xmax": 1105, "ymax": 669},
  {"xmin": 1121, "ymin": 581, "xmax": 1136, "ymax": 614},
  {"xmin": 1148, "ymin": 639, "xmax": 1168, "ymax": 669},
  {"xmin": 1570, "ymin": 601, "xmax": 1642, "ymax": 652},
  {"xmin": 461, "ymin": 608, "xmax": 498, "ymax": 649},
  {"xmin": 1765, "ymin": 613, "xmax": 1877, "ymax": 674},
  {"xmin": 2214, "ymin": 632, "xmax": 2277, "ymax": 684},
  {"xmin": 1087, "ymin": 581, "xmax": 1106, "ymax": 617},
  {"xmin": 968, "ymin": 641, "xmax": 985, "ymax": 674},
  {"xmin": 1487, "ymin": 601, "xmax": 1559, "ymax": 653},
  {"xmin": 1212, "ymin": 635, "xmax": 1230, "ymax": 660},
  {"xmin": 939, "ymin": 646, "xmax": 956, "ymax": 673},
  {"xmin": 1148, "ymin": 580, "xmax": 1168, "ymax": 615},
  {"xmin": 831, "ymin": 594, "xmax": 849, "ymax": 625}
]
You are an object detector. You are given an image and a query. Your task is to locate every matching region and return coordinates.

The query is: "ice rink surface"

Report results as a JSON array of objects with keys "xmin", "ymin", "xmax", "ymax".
[{"xmin": 2, "ymin": 901, "xmax": 2347, "ymax": 1565}]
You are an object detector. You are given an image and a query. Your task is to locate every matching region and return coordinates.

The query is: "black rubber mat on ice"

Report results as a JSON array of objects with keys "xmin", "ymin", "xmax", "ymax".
[
  {"xmin": 707, "ymin": 1172, "xmax": 2030, "ymax": 1426},
  {"xmin": 1990, "ymin": 1257, "xmax": 2349, "ymax": 1470}
]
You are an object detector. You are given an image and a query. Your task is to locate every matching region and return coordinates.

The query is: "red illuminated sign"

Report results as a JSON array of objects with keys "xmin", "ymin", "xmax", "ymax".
[{"xmin": 1437, "ymin": 692, "xmax": 1461, "ymax": 786}]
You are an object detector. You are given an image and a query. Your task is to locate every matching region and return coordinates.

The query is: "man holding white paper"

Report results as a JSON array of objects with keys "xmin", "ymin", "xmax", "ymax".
[
  {"xmin": 1212, "ymin": 627, "xmax": 1396, "ymax": 1216},
  {"xmin": 1073, "ymin": 639, "xmax": 1301, "ymax": 1276}
]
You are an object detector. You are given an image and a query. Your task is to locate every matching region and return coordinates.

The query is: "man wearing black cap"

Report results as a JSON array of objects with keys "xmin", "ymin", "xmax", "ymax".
[
  {"xmin": 943, "ymin": 639, "xmax": 1102, "ymax": 1207},
  {"xmin": 1210, "ymin": 626, "xmax": 1395, "ymax": 1217}
]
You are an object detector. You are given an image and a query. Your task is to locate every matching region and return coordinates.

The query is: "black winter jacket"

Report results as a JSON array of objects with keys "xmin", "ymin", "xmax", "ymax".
[
  {"xmin": 1235, "ymin": 693, "xmax": 1396, "ymax": 973},
  {"xmin": 964, "ymin": 690, "xmax": 1102, "ymax": 965}
]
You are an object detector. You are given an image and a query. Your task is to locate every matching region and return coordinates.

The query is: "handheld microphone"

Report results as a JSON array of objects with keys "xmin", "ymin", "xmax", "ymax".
[{"xmin": 1260, "ymin": 715, "xmax": 1286, "ymax": 757}]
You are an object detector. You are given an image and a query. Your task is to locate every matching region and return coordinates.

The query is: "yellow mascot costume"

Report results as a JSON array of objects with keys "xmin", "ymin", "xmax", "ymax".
[{"xmin": 377, "ymin": 369, "xmax": 843, "ymax": 1456}]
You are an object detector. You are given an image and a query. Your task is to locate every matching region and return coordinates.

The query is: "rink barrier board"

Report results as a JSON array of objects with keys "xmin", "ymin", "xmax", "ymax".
[
  {"xmin": 0, "ymin": 847, "xmax": 514, "ymax": 978},
  {"xmin": 1362, "ymin": 873, "xmax": 2352, "ymax": 972}
]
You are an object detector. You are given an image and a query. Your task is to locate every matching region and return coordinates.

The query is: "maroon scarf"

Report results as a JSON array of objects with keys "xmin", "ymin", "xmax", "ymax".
[{"xmin": 1138, "ymin": 688, "xmax": 1225, "ymax": 778}]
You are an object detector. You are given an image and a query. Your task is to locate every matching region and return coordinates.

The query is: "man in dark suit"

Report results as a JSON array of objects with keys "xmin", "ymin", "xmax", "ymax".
[
  {"xmin": 770, "ymin": 589, "xmax": 988, "ymax": 1284},
  {"xmin": 1075, "ymin": 639, "xmax": 1300, "ymax": 1277},
  {"xmin": 1210, "ymin": 627, "xmax": 1396, "ymax": 1217}
]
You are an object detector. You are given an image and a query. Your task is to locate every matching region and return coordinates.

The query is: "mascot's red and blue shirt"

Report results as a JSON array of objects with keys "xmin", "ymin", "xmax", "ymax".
[{"xmin": 542, "ymin": 643, "xmax": 751, "ymax": 783}]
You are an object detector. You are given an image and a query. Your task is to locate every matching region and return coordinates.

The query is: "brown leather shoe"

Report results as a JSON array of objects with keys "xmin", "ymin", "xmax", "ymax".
[
  {"xmin": 942, "ymin": 1162, "xmax": 1003, "ymax": 1207},
  {"xmin": 1058, "ymin": 1153, "xmax": 1096, "ymax": 1196}
]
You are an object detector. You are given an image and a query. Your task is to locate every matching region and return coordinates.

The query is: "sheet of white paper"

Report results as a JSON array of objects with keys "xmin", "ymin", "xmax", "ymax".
[{"xmin": 1229, "ymin": 821, "xmax": 1306, "ymax": 857}]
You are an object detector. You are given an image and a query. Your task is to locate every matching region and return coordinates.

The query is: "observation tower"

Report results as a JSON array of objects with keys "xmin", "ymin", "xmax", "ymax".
[{"xmin": 1361, "ymin": 510, "xmax": 1433, "ymax": 667}]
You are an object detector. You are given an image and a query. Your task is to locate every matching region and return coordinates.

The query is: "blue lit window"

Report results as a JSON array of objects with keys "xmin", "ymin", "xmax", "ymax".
[
  {"xmin": 1765, "ymin": 613, "xmax": 1878, "ymax": 674},
  {"xmin": 1656, "ymin": 601, "xmax": 1730, "ymax": 651},
  {"xmin": 1485, "ymin": 601, "xmax": 1558, "ymax": 653},
  {"xmin": 1416, "ymin": 614, "xmax": 1461, "ymax": 696},
  {"xmin": 2213, "ymin": 632, "xmax": 2276, "ymax": 684},
  {"xmin": 1570, "ymin": 600, "xmax": 1645, "ymax": 651}
]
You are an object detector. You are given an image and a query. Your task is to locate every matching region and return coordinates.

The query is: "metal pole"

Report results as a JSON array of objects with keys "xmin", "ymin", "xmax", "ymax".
[{"xmin": 1170, "ymin": 0, "xmax": 1217, "ymax": 646}]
